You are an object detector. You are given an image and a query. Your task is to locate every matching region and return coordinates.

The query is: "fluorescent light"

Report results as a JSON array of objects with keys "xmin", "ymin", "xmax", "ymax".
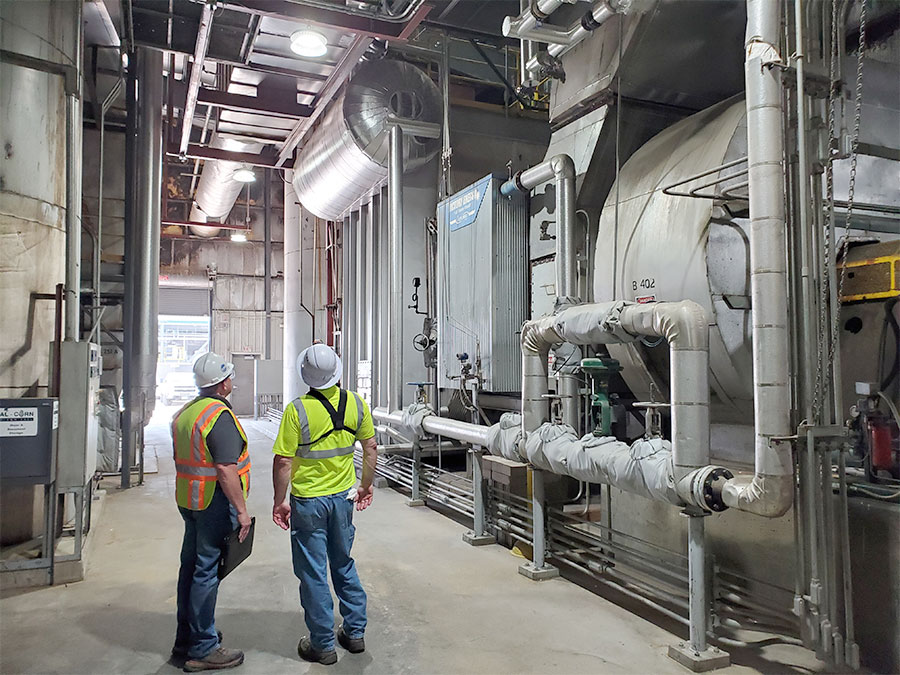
[
  {"xmin": 290, "ymin": 29, "xmax": 328, "ymax": 58},
  {"xmin": 233, "ymin": 166, "xmax": 255, "ymax": 183},
  {"xmin": 230, "ymin": 232, "xmax": 248, "ymax": 243}
]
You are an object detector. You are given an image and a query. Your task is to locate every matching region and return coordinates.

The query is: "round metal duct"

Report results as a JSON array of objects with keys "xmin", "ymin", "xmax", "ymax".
[
  {"xmin": 594, "ymin": 98, "xmax": 753, "ymax": 425},
  {"xmin": 292, "ymin": 59, "xmax": 441, "ymax": 220}
]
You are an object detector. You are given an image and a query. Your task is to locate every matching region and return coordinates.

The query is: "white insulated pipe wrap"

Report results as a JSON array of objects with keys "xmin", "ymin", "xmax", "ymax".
[{"xmin": 722, "ymin": 0, "xmax": 793, "ymax": 517}]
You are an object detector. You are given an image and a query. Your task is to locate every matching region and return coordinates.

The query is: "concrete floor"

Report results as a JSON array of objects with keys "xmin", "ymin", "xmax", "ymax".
[{"xmin": 0, "ymin": 410, "xmax": 828, "ymax": 674}]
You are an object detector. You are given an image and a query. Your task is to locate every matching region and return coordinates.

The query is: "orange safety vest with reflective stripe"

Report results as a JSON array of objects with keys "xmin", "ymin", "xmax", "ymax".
[{"xmin": 171, "ymin": 397, "xmax": 251, "ymax": 510}]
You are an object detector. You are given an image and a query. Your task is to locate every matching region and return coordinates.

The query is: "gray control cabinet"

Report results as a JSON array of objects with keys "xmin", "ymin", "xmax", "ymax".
[
  {"xmin": 56, "ymin": 342, "xmax": 101, "ymax": 489},
  {"xmin": 0, "ymin": 398, "xmax": 58, "ymax": 484},
  {"xmin": 437, "ymin": 175, "xmax": 528, "ymax": 393}
]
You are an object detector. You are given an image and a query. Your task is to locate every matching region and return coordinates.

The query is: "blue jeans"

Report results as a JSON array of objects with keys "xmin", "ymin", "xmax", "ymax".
[
  {"xmin": 175, "ymin": 486, "xmax": 236, "ymax": 659},
  {"xmin": 291, "ymin": 491, "xmax": 367, "ymax": 651}
]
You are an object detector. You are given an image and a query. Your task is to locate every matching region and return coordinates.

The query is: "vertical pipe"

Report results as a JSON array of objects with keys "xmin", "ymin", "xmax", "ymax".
[
  {"xmin": 95, "ymin": 100, "xmax": 106, "ymax": 329},
  {"xmin": 283, "ymin": 171, "xmax": 304, "ymax": 402},
  {"xmin": 688, "ymin": 515, "xmax": 708, "ymax": 653},
  {"xmin": 133, "ymin": 47, "xmax": 163, "ymax": 424},
  {"xmin": 121, "ymin": 56, "xmax": 137, "ymax": 489},
  {"xmin": 379, "ymin": 187, "xmax": 390, "ymax": 407},
  {"xmin": 356, "ymin": 204, "xmax": 367, "ymax": 367},
  {"xmin": 410, "ymin": 441, "xmax": 421, "ymax": 503},
  {"xmin": 370, "ymin": 194, "xmax": 381, "ymax": 402},
  {"xmin": 64, "ymin": 94, "xmax": 83, "ymax": 340},
  {"xmin": 472, "ymin": 448, "xmax": 486, "ymax": 536},
  {"xmin": 440, "ymin": 33, "xmax": 453, "ymax": 199},
  {"xmin": 264, "ymin": 169, "xmax": 272, "ymax": 359},
  {"xmin": 532, "ymin": 468, "xmax": 548, "ymax": 569},
  {"xmin": 388, "ymin": 125, "xmax": 404, "ymax": 409},
  {"xmin": 346, "ymin": 211, "xmax": 359, "ymax": 391}
]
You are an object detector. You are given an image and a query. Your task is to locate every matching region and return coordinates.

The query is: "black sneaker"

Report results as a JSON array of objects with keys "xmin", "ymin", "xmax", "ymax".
[
  {"xmin": 337, "ymin": 626, "xmax": 365, "ymax": 654},
  {"xmin": 298, "ymin": 636, "xmax": 337, "ymax": 665}
]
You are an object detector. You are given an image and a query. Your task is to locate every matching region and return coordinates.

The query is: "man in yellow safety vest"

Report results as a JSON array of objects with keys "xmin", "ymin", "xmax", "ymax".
[
  {"xmin": 170, "ymin": 352, "xmax": 252, "ymax": 672},
  {"xmin": 272, "ymin": 343, "xmax": 378, "ymax": 666}
]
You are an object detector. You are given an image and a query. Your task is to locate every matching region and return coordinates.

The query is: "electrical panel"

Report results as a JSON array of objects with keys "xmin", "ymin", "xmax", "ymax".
[
  {"xmin": 437, "ymin": 175, "xmax": 528, "ymax": 393},
  {"xmin": 0, "ymin": 398, "xmax": 58, "ymax": 484},
  {"xmin": 56, "ymin": 342, "xmax": 101, "ymax": 489}
]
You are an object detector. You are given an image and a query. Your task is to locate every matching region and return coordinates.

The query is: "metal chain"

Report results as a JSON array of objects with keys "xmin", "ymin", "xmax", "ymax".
[
  {"xmin": 813, "ymin": 0, "xmax": 841, "ymax": 422},
  {"xmin": 828, "ymin": 0, "xmax": 867, "ymax": 372},
  {"xmin": 812, "ymin": 0, "xmax": 867, "ymax": 423}
]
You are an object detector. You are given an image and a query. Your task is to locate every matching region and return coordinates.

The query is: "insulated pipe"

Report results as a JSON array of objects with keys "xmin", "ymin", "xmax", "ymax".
[
  {"xmin": 346, "ymin": 212, "xmax": 358, "ymax": 390},
  {"xmin": 283, "ymin": 172, "xmax": 305, "ymax": 403},
  {"xmin": 388, "ymin": 125, "xmax": 404, "ymax": 410},
  {"xmin": 178, "ymin": 1, "xmax": 214, "ymax": 157},
  {"xmin": 503, "ymin": 0, "xmax": 566, "ymax": 44},
  {"xmin": 372, "ymin": 408, "xmax": 492, "ymax": 447},
  {"xmin": 721, "ymin": 0, "xmax": 793, "ymax": 518},
  {"xmin": 502, "ymin": 155, "xmax": 579, "ymax": 427},
  {"xmin": 132, "ymin": 48, "xmax": 164, "ymax": 422},
  {"xmin": 64, "ymin": 0, "xmax": 84, "ymax": 341},
  {"xmin": 521, "ymin": 0, "xmax": 629, "ymax": 74}
]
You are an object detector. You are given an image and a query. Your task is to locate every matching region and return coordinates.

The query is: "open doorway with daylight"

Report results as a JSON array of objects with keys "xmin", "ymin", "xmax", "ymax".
[{"xmin": 154, "ymin": 286, "xmax": 211, "ymax": 423}]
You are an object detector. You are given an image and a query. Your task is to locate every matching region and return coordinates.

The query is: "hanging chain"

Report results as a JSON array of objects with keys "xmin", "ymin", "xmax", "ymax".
[
  {"xmin": 813, "ymin": 0, "xmax": 841, "ymax": 422},
  {"xmin": 812, "ymin": 0, "xmax": 867, "ymax": 423}
]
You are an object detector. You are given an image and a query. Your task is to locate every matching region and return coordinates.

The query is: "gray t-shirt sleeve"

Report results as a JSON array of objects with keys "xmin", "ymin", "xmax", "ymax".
[{"xmin": 206, "ymin": 411, "xmax": 244, "ymax": 464}]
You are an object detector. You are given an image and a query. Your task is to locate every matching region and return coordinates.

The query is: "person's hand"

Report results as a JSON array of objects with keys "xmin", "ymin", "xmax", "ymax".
[
  {"xmin": 272, "ymin": 501, "xmax": 291, "ymax": 530},
  {"xmin": 237, "ymin": 510, "xmax": 252, "ymax": 543},
  {"xmin": 355, "ymin": 485, "xmax": 374, "ymax": 512}
]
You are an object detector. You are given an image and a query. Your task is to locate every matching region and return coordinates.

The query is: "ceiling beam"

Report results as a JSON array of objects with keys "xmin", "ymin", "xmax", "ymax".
[
  {"xmin": 167, "ymin": 143, "xmax": 286, "ymax": 168},
  {"xmin": 217, "ymin": 0, "xmax": 430, "ymax": 41},
  {"xmin": 198, "ymin": 88, "xmax": 313, "ymax": 118}
]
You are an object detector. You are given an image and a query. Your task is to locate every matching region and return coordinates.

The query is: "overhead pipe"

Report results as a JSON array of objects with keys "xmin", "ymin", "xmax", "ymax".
[
  {"xmin": 517, "ymin": 0, "xmax": 631, "ymax": 75},
  {"xmin": 720, "ymin": 0, "xmax": 793, "ymax": 518},
  {"xmin": 178, "ymin": 1, "xmax": 214, "ymax": 157}
]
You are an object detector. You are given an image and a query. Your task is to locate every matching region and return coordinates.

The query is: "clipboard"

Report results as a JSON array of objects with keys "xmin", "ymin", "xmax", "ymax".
[{"xmin": 218, "ymin": 517, "xmax": 255, "ymax": 580}]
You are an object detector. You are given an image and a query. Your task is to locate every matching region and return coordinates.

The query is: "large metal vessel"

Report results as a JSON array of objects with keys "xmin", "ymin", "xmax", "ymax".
[
  {"xmin": 292, "ymin": 59, "xmax": 441, "ymax": 220},
  {"xmin": 594, "ymin": 98, "xmax": 754, "ymax": 428}
]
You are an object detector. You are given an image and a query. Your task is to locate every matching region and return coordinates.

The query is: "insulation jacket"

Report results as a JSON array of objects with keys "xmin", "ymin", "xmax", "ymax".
[{"xmin": 292, "ymin": 59, "xmax": 441, "ymax": 220}]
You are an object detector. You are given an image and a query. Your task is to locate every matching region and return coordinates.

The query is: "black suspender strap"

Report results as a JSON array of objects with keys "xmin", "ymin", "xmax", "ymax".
[{"xmin": 298, "ymin": 389, "xmax": 359, "ymax": 447}]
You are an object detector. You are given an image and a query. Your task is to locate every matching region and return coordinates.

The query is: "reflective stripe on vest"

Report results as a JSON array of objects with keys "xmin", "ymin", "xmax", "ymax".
[
  {"xmin": 172, "ymin": 398, "xmax": 251, "ymax": 510},
  {"xmin": 292, "ymin": 391, "xmax": 364, "ymax": 460}
]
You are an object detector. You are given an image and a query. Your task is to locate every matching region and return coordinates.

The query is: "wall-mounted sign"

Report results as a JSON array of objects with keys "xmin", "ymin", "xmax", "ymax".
[
  {"xmin": 447, "ymin": 175, "xmax": 492, "ymax": 232},
  {"xmin": 0, "ymin": 407, "xmax": 38, "ymax": 437}
]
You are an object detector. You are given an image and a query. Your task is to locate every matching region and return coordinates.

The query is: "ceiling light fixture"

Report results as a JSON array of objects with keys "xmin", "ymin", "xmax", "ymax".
[
  {"xmin": 230, "ymin": 232, "xmax": 248, "ymax": 243},
  {"xmin": 290, "ymin": 29, "xmax": 328, "ymax": 58},
  {"xmin": 233, "ymin": 166, "xmax": 256, "ymax": 183}
]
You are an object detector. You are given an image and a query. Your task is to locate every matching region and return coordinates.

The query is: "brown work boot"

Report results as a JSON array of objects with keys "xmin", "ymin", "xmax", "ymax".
[
  {"xmin": 183, "ymin": 646, "xmax": 244, "ymax": 672},
  {"xmin": 298, "ymin": 636, "xmax": 337, "ymax": 665}
]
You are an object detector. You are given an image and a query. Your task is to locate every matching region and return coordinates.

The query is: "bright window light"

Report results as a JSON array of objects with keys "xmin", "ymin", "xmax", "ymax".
[
  {"xmin": 230, "ymin": 232, "xmax": 248, "ymax": 243},
  {"xmin": 233, "ymin": 166, "xmax": 256, "ymax": 183},
  {"xmin": 290, "ymin": 29, "xmax": 328, "ymax": 58}
]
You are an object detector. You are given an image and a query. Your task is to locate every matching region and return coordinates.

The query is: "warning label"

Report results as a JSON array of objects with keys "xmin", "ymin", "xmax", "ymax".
[
  {"xmin": 635, "ymin": 295, "xmax": 657, "ymax": 304},
  {"xmin": 0, "ymin": 407, "xmax": 39, "ymax": 437}
]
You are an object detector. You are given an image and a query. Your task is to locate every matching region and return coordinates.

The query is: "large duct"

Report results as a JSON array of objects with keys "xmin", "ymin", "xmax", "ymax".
[
  {"xmin": 292, "ymin": 59, "xmax": 441, "ymax": 221},
  {"xmin": 189, "ymin": 135, "xmax": 263, "ymax": 237}
]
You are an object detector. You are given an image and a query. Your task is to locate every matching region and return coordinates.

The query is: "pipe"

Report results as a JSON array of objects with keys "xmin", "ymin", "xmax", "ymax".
[
  {"xmin": 440, "ymin": 33, "xmax": 452, "ymax": 199},
  {"xmin": 388, "ymin": 124, "xmax": 404, "ymax": 409},
  {"xmin": 502, "ymin": 155, "xmax": 579, "ymax": 427},
  {"xmin": 64, "ymin": 0, "xmax": 84, "ymax": 341},
  {"xmin": 121, "ymin": 55, "xmax": 137, "ymax": 489},
  {"xmin": 264, "ymin": 169, "xmax": 272, "ymax": 359},
  {"xmin": 370, "ymin": 193, "xmax": 382, "ymax": 404},
  {"xmin": 346, "ymin": 211, "xmax": 359, "ymax": 390},
  {"xmin": 189, "ymin": 135, "xmax": 264, "ymax": 234},
  {"xmin": 721, "ymin": 0, "xmax": 793, "ymax": 518},
  {"xmin": 178, "ymin": 1, "xmax": 214, "ymax": 157},
  {"xmin": 688, "ymin": 515, "xmax": 709, "ymax": 653},
  {"xmin": 283, "ymin": 171, "xmax": 305, "ymax": 403},
  {"xmin": 356, "ymin": 204, "xmax": 367, "ymax": 368},
  {"xmin": 520, "ymin": 0, "xmax": 629, "ymax": 74}
]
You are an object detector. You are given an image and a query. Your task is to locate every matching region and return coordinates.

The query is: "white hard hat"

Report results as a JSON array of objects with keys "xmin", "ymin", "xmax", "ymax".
[
  {"xmin": 297, "ymin": 344, "xmax": 342, "ymax": 390},
  {"xmin": 193, "ymin": 352, "xmax": 234, "ymax": 388}
]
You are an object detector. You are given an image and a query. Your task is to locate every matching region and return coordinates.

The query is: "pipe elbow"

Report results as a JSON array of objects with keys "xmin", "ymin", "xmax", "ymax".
[
  {"xmin": 521, "ymin": 315, "xmax": 559, "ymax": 355},
  {"xmin": 721, "ymin": 473, "xmax": 793, "ymax": 518},
  {"xmin": 550, "ymin": 154, "xmax": 575, "ymax": 180},
  {"xmin": 666, "ymin": 301, "xmax": 709, "ymax": 350}
]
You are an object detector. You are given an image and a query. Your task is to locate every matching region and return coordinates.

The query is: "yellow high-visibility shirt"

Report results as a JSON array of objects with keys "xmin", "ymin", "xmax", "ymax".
[{"xmin": 273, "ymin": 385, "xmax": 375, "ymax": 498}]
